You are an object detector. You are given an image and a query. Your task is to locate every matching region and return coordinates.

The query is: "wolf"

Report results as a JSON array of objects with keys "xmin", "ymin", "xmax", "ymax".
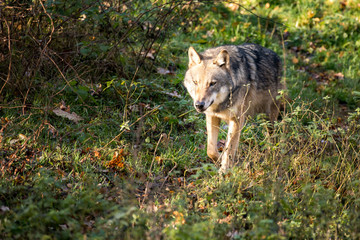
[{"xmin": 183, "ymin": 43, "xmax": 283, "ymax": 173}]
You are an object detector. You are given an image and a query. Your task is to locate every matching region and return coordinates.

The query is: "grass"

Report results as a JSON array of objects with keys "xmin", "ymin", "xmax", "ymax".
[{"xmin": 1, "ymin": 0, "xmax": 360, "ymax": 239}]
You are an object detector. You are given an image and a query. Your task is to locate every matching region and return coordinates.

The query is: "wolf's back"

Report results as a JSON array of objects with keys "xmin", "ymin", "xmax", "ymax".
[{"xmin": 201, "ymin": 43, "xmax": 281, "ymax": 90}]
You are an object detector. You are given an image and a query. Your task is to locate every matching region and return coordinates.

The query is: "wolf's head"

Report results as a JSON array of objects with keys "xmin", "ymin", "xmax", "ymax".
[{"xmin": 184, "ymin": 47, "xmax": 232, "ymax": 113}]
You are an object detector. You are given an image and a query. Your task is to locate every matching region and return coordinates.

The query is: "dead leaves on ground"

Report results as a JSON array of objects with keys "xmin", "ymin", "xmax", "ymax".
[
  {"xmin": 1, "ymin": 146, "xmax": 38, "ymax": 184},
  {"xmin": 290, "ymin": 43, "xmax": 345, "ymax": 95},
  {"xmin": 156, "ymin": 67, "xmax": 176, "ymax": 76},
  {"xmin": 0, "ymin": 117, "xmax": 11, "ymax": 144},
  {"xmin": 172, "ymin": 211, "xmax": 186, "ymax": 225},
  {"xmin": 107, "ymin": 149, "xmax": 126, "ymax": 169},
  {"xmin": 53, "ymin": 109, "xmax": 83, "ymax": 123},
  {"xmin": 53, "ymin": 100, "xmax": 83, "ymax": 123}
]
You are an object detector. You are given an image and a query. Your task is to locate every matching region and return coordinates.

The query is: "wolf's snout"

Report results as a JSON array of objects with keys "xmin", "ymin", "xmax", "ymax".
[{"xmin": 195, "ymin": 101, "xmax": 205, "ymax": 112}]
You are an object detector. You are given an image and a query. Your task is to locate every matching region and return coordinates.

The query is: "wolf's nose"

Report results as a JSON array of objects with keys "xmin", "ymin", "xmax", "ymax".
[{"xmin": 195, "ymin": 101, "xmax": 205, "ymax": 111}]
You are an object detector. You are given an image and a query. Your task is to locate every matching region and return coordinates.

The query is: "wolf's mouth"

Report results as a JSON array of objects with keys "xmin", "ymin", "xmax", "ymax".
[
  {"xmin": 195, "ymin": 100, "xmax": 214, "ymax": 113},
  {"xmin": 208, "ymin": 100, "xmax": 214, "ymax": 108}
]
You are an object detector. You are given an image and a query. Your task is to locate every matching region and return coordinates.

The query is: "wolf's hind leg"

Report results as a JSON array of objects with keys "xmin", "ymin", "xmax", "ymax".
[
  {"xmin": 206, "ymin": 114, "xmax": 221, "ymax": 161},
  {"xmin": 269, "ymin": 101, "xmax": 280, "ymax": 123}
]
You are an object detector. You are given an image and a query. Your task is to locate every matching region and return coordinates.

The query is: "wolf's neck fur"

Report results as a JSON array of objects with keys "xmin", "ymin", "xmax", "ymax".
[{"xmin": 214, "ymin": 84, "xmax": 241, "ymax": 112}]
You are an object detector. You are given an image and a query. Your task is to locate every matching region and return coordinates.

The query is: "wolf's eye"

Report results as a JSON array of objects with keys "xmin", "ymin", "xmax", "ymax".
[
  {"xmin": 193, "ymin": 81, "xmax": 198, "ymax": 85},
  {"xmin": 209, "ymin": 82, "xmax": 216, "ymax": 87}
]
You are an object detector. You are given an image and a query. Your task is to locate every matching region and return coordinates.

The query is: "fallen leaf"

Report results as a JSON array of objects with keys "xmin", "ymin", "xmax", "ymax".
[
  {"xmin": 53, "ymin": 108, "xmax": 83, "ymax": 123},
  {"xmin": 59, "ymin": 224, "xmax": 68, "ymax": 230},
  {"xmin": 108, "ymin": 149, "xmax": 126, "ymax": 169},
  {"xmin": 18, "ymin": 134, "xmax": 27, "ymax": 140},
  {"xmin": 205, "ymin": 30, "xmax": 214, "ymax": 38},
  {"xmin": 144, "ymin": 52, "xmax": 154, "ymax": 59},
  {"xmin": 1, "ymin": 206, "xmax": 10, "ymax": 212},
  {"xmin": 227, "ymin": 230, "xmax": 240, "ymax": 238},
  {"xmin": 94, "ymin": 150, "xmax": 101, "ymax": 159},
  {"xmin": 44, "ymin": 121, "xmax": 58, "ymax": 138},
  {"xmin": 292, "ymin": 57, "xmax": 299, "ymax": 64},
  {"xmin": 141, "ymin": 49, "xmax": 156, "ymax": 60},
  {"xmin": 157, "ymin": 67, "xmax": 169, "ymax": 75},
  {"xmin": 160, "ymin": 90, "xmax": 181, "ymax": 98},
  {"xmin": 218, "ymin": 215, "xmax": 233, "ymax": 224},
  {"xmin": 155, "ymin": 156, "xmax": 162, "ymax": 164},
  {"xmin": 60, "ymin": 100, "xmax": 70, "ymax": 112},
  {"xmin": 307, "ymin": 10, "xmax": 315, "ymax": 18},
  {"xmin": 9, "ymin": 139, "xmax": 19, "ymax": 145},
  {"xmin": 340, "ymin": 1, "xmax": 347, "ymax": 9},
  {"xmin": 334, "ymin": 72, "xmax": 344, "ymax": 79},
  {"xmin": 1, "ymin": 117, "xmax": 10, "ymax": 125},
  {"xmin": 317, "ymin": 46, "xmax": 327, "ymax": 52},
  {"xmin": 173, "ymin": 211, "xmax": 185, "ymax": 225},
  {"xmin": 177, "ymin": 177, "xmax": 183, "ymax": 184},
  {"xmin": 224, "ymin": 3, "xmax": 239, "ymax": 11},
  {"xmin": 157, "ymin": 67, "xmax": 175, "ymax": 75}
]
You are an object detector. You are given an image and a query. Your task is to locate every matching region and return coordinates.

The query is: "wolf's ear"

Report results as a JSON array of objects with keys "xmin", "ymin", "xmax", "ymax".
[
  {"xmin": 214, "ymin": 50, "xmax": 230, "ymax": 68},
  {"xmin": 188, "ymin": 47, "xmax": 201, "ymax": 67}
]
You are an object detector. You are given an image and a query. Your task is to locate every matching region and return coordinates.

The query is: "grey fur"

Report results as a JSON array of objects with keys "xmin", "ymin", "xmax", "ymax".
[{"xmin": 184, "ymin": 43, "xmax": 283, "ymax": 173}]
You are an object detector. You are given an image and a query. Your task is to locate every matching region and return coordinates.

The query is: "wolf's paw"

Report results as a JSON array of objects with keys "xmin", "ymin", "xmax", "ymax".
[
  {"xmin": 207, "ymin": 150, "xmax": 220, "ymax": 162},
  {"xmin": 219, "ymin": 154, "xmax": 233, "ymax": 174},
  {"xmin": 218, "ymin": 164, "xmax": 229, "ymax": 175}
]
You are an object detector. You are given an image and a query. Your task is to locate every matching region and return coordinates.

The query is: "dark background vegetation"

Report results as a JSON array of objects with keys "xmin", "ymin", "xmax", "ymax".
[{"xmin": 1, "ymin": 0, "xmax": 360, "ymax": 239}]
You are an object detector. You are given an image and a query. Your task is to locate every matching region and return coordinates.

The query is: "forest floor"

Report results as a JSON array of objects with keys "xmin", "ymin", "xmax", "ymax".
[{"xmin": 1, "ymin": 1, "xmax": 360, "ymax": 239}]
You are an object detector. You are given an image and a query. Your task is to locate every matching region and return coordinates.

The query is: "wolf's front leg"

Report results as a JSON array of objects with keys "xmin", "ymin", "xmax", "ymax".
[
  {"xmin": 219, "ymin": 119, "xmax": 242, "ymax": 174},
  {"xmin": 206, "ymin": 114, "xmax": 220, "ymax": 161}
]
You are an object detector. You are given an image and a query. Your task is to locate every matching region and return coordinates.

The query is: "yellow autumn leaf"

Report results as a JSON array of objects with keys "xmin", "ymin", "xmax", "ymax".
[
  {"xmin": 307, "ymin": 10, "xmax": 315, "ymax": 18},
  {"xmin": 173, "ymin": 211, "xmax": 185, "ymax": 225},
  {"xmin": 292, "ymin": 57, "xmax": 299, "ymax": 64}
]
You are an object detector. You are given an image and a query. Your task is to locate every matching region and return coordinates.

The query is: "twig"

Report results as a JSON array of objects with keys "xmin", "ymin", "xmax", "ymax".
[
  {"xmin": 21, "ymin": 1, "xmax": 55, "ymax": 114},
  {"xmin": 39, "ymin": 0, "xmax": 55, "ymax": 55},
  {"xmin": 160, "ymin": 162, "xmax": 178, "ymax": 189},
  {"xmin": 178, "ymin": 109, "xmax": 195, "ymax": 118},
  {"xmin": 44, "ymin": 52, "xmax": 87, "ymax": 105},
  {"xmin": 148, "ymin": 133, "xmax": 164, "ymax": 178},
  {"xmin": 140, "ymin": 133, "xmax": 165, "ymax": 207},
  {"xmin": 0, "ymin": 18, "xmax": 12, "ymax": 95}
]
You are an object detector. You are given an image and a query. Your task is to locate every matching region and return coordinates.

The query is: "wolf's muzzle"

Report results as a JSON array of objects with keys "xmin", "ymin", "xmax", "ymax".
[
  {"xmin": 195, "ymin": 100, "xmax": 214, "ymax": 112},
  {"xmin": 195, "ymin": 101, "xmax": 205, "ymax": 112}
]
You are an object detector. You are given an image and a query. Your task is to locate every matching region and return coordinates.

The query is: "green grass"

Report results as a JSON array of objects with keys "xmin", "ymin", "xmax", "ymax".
[{"xmin": 1, "ymin": 0, "xmax": 360, "ymax": 239}]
